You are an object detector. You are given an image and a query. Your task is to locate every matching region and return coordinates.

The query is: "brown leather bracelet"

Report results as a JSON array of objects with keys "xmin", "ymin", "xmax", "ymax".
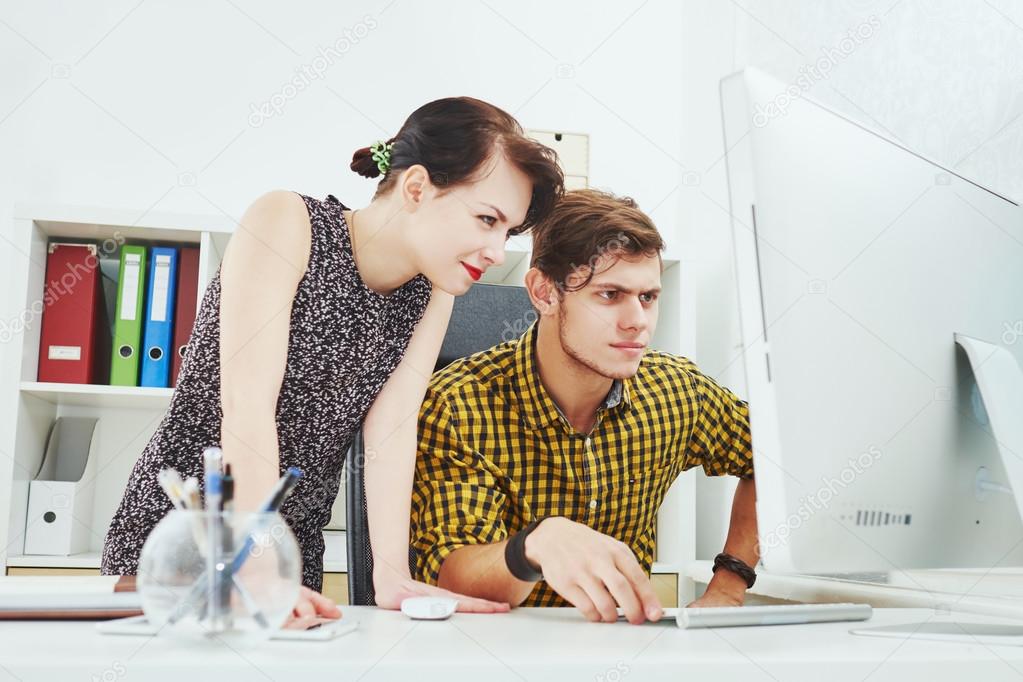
[{"xmin": 712, "ymin": 552, "xmax": 757, "ymax": 588}]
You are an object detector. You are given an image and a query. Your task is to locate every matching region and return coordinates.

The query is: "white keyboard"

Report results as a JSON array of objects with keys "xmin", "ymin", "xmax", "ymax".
[{"xmin": 676, "ymin": 602, "xmax": 873, "ymax": 629}]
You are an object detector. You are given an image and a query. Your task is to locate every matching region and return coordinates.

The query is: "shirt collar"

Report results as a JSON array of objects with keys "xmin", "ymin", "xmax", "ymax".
[{"xmin": 511, "ymin": 323, "xmax": 634, "ymax": 430}]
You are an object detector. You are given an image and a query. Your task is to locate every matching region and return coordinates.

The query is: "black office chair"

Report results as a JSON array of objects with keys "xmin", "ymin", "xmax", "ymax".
[{"xmin": 345, "ymin": 283, "xmax": 535, "ymax": 605}]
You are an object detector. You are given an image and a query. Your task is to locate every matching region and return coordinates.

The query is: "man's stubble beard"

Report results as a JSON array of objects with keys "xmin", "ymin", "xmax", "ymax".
[{"xmin": 557, "ymin": 304, "xmax": 637, "ymax": 381}]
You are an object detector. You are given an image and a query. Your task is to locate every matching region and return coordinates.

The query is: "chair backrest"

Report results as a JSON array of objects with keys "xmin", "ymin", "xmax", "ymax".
[{"xmin": 346, "ymin": 283, "xmax": 535, "ymax": 605}]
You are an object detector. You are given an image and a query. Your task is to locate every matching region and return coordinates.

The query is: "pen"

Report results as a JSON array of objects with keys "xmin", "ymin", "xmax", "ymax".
[
  {"xmin": 221, "ymin": 463, "xmax": 234, "ymax": 513},
  {"xmin": 181, "ymin": 478, "xmax": 201, "ymax": 511},
  {"xmin": 205, "ymin": 471, "xmax": 224, "ymax": 630},
  {"xmin": 202, "ymin": 447, "xmax": 223, "ymax": 494},
  {"xmin": 262, "ymin": 467, "xmax": 302, "ymax": 512},
  {"xmin": 157, "ymin": 469, "xmax": 186, "ymax": 510},
  {"xmin": 220, "ymin": 463, "xmax": 235, "ymax": 629},
  {"xmin": 205, "ymin": 471, "xmax": 223, "ymax": 516},
  {"xmin": 230, "ymin": 467, "xmax": 303, "ymax": 573},
  {"xmin": 181, "ymin": 477, "xmax": 205, "ymax": 550}
]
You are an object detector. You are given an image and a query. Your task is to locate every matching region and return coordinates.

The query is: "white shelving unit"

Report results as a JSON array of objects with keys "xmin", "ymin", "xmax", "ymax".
[
  {"xmin": 1, "ymin": 200, "xmax": 694, "ymax": 605},
  {"xmin": 1, "ymin": 202, "xmax": 232, "ymax": 577}
]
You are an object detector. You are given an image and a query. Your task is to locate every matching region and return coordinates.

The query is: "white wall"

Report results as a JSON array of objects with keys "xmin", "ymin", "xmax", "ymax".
[{"xmin": 0, "ymin": 0, "xmax": 690, "ymax": 242}]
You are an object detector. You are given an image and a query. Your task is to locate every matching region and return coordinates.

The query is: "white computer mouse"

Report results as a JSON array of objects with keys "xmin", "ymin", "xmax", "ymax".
[{"xmin": 400, "ymin": 597, "xmax": 458, "ymax": 620}]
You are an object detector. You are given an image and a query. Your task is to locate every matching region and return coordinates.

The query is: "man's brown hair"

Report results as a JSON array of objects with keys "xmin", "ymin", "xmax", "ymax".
[{"xmin": 530, "ymin": 188, "xmax": 665, "ymax": 293}]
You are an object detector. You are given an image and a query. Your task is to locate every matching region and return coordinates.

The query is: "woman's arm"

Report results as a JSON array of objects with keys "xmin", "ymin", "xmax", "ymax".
[
  {"xmin": 357, "ymin": 287, "xmax": 510, "ymax": 613},
  {"xmin": 219, "ymin": 190, "xmax": 311, "ymax": 512},
  {"xmin": 362, "ymin": 286, "xmax": 454, "ymax": 585}
]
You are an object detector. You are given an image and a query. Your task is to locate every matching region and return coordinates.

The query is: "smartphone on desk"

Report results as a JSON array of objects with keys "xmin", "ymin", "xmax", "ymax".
[{"xmin": 96, "ymin": 614, "xmax": 358, "ymax": 641}]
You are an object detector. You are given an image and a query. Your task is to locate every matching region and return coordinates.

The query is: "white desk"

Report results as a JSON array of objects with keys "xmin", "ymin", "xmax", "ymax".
[{"xmin": 3, "ymin": 605, "xmax": 1023, "ymax": 681}]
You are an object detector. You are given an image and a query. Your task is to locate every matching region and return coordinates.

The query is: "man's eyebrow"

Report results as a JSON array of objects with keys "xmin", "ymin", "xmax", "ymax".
[
  {"xmin": 482, "ymin": 203, "xmax": 507, "ymax": 223},
  {"xmin": 594, "ymin": 283, "xmax": 663, "ymax": 295}
]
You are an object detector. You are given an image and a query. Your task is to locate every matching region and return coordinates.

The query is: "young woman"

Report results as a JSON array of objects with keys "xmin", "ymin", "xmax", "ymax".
[{"xmin": 101, "ymin": 97, "xmax": 564, "ymax": 626}]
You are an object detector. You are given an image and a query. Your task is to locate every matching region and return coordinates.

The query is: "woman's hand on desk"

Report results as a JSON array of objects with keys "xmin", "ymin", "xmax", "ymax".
[
  {"xmin": 374, "ymin": 576, "xmax": 511, "ymax": 613},
  {"xmin": 282, "ymin": 586, "xmax": 343, "ymax": 629}
]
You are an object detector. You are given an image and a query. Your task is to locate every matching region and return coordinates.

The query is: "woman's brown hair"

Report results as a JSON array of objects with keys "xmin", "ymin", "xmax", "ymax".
[
  {"xmin": 350, "ymin": 96, "xmax": 564, "ymax": 235},
  {"xmin": 530, "ymin": 188, "xmax": 665, "ymax": 293}
]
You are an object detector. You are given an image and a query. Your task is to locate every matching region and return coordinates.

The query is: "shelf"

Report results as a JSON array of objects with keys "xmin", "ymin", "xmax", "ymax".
[
  {"xmin": 14, "ymin": 202, "xmax": 235, "ymax": 239},
  {"xmin": 322, "ymin": 530, "xmax": 347, "ymax": 572},
  {"xmin": 20, "ymin": 382, "xmax": 174, "ymax": 410},
  {"xmin": 6, "ymin": 552, "xmax": 102, "ymax": 569}
]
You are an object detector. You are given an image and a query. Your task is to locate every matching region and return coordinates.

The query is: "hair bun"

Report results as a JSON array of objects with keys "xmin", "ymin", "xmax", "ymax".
[{"xmin": 350, "ymin": 145, "xmax": 382, "ymax": 178}]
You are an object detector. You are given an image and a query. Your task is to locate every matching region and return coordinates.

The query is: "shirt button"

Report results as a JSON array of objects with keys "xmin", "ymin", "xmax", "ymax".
[
  {"xmin": 584, "ymin": 438, "xmax": 592, "ymax": 449},
  {"xmin": 589, "ymin": 499, "xmax": 598, "ymax": 510}
]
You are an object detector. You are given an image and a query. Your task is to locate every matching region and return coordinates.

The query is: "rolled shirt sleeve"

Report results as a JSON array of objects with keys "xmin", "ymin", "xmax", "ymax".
[
  {"xmin": 411, "ymin": 388, "xmax": 510, "ymax": 585},
  {"xmin": 680, "ymin": 365, "xmax": 755, "ymax": 480}
]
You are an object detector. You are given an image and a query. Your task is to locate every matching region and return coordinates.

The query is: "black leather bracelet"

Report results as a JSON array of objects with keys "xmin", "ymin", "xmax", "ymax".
[
  {"xmin": 504, "ymin": 518, "xmax": 546, "ymax": 582},
  {"xmin": 712, "ymin": 552, "xmax": 757, "ymax": 588}
]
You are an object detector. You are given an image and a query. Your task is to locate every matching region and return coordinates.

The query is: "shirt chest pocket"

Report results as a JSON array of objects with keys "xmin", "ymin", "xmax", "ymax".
[
  {"xmin": 600, "ymin": 465, "xmax": 672, "ymax": 538},
  {"xmin": 618, "ymin": 427, "xmax": 678, "ymax": 475}
]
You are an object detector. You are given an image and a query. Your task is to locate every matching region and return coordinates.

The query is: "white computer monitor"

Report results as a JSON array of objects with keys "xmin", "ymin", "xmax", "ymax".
[{"xmin": 721, "ymin": 67, "xmax": 1023, "ymax": 576}]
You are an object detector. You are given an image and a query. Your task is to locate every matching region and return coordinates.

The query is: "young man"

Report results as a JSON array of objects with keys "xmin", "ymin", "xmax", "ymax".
[{"xmin": 409, "ymin": 189, "xmax": 759, "ymax": 625}]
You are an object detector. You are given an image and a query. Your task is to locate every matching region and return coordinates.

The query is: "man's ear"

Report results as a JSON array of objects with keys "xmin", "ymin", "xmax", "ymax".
[
  {"xmin": 524, "ymin": 267, "xmax": 559, "ymax": 316},
  {"xmin": 399, "ymin": 164, "xmax": 431, "ymax": 211}
]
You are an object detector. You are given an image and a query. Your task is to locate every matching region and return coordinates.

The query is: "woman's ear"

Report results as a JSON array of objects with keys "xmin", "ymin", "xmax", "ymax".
[
  {"xmin": 399, "ymin": 164, "xmax": 431, "ymax": 210},
  {"xmin": 524, "ymin": 267, "xmax": 558, "ymax": 316}
]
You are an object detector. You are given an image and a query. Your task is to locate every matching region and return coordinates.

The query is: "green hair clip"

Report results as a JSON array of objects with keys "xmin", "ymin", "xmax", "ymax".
[{"xmin": 370, "ymin": 140, "xmax": 393, "ymax": 175}]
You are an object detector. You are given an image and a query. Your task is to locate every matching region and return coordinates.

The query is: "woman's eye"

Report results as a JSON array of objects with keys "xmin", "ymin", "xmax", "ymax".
[{"xmin": 480, "ymin": 215, "xmax": 497, "ymax": 227}]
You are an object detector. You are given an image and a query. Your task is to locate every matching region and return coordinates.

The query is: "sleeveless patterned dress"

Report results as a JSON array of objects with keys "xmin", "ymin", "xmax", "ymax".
[{"xmin": 101, "ymin": 193, "xmax": 432, "ymax": 591}]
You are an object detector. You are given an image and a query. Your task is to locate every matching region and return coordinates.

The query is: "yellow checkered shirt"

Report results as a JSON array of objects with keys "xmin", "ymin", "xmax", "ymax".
[{"xmin": 411, "ymin": 323, "xmax": 754, "ymax": 606}]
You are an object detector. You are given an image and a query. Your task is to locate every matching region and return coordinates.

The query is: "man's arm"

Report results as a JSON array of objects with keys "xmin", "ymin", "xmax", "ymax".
[
  {"xmin": 675, "ymin": 363, "xmax": 759, "ymax": 605},
  {"xmin": 412, "ymin": 389, "xmax": 663, "ymax": 624},
  {"xmin": 438, "ymin": 540, "xmax": 535, "ymax": 605},
  {"xmin": 691, "ymin": 476, "xmax": 759, "ymax": 605}
]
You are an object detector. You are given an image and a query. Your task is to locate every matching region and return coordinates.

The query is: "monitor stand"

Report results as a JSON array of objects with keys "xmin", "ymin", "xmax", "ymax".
[
  {"xmin": 953, "ymin": 333, "xmax": 1023, "ymax": 523},
  {"xmin": 850, "ymin": 333, "xmax": 1023, "ymax": 642}
]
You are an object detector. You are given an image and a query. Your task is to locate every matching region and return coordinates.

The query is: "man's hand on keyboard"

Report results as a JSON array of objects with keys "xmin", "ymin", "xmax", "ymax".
[{"xmin": 524, "ymin": 517, "xmax": 664, "ymax": 624}]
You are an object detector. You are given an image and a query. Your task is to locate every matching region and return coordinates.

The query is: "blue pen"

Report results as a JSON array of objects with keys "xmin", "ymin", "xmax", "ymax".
[
  {"xmin": 205, "ymin": 471, "xmax": 224, "ymax": 630},
  {"xmin": 230, "ymin": 467, "xmax": 303, "ymax": 573}
]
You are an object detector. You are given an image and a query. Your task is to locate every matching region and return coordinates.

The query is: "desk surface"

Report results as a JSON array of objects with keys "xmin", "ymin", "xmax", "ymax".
[{"xmin": 3, "ymin": 606, "xmax": 1023, "ymax": 681}]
